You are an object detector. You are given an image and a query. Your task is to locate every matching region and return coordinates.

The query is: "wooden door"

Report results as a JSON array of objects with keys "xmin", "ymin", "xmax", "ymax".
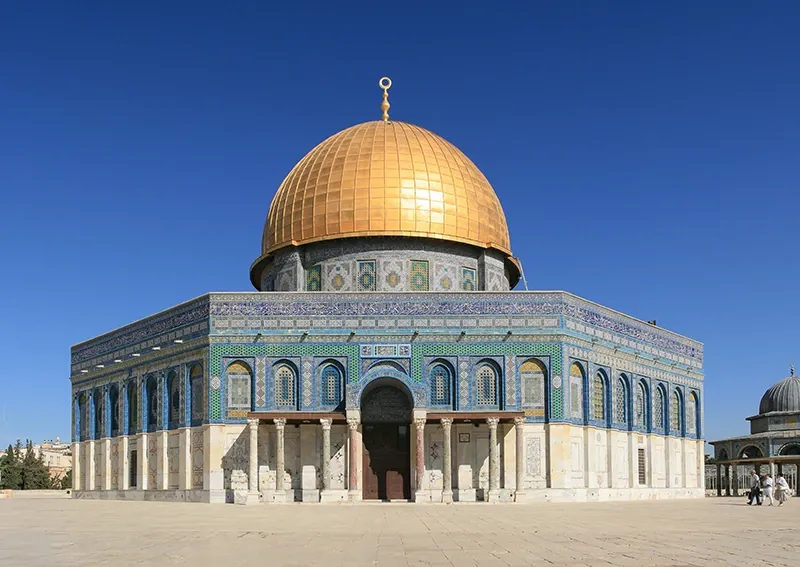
[{"xmin": 362, "ymin": 424, "xmax": 410, "ymax": 500}]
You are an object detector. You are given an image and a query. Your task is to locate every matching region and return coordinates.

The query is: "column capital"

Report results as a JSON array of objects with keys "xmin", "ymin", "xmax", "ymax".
[
  {"xmin": 486, "ymin": 417, "xmax": 500, "ymax": 428},
  {"xmin": 346, "ymin": 417, "xmax": 359, "ymax": 430},
  {"xmin": 440, "ymin": 417, "xmax": 453, "ymax": 429},
  {"xmin": 274, "ymin": 418, "xmax": 287, "ymax": 429},
  {"xmin": 320, "ymin": 418, "xmax": 332, "ymax": 430},
  {"xmin": 513, "ymin": 416, "xmax": 525, "ymax": 427},
  {"xmin": 247, "ymin": 418, "xmax": 259, "ymax": 427},
  {"xmin": 414, "ymin": 417, "xmax": 426, "ymax": 430}
]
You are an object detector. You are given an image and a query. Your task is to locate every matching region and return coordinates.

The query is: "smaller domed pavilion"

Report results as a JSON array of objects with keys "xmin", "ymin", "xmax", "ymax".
[{"xmin": 710, "ymin": 366, "xmax": 800, "ymax": 495}]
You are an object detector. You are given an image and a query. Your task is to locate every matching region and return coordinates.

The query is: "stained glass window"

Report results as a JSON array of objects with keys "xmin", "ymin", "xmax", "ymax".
[
  {"xmin": 275, "ymin": 365, "xmax": 296, "ymax": 408},
  {"xmin": 227, "ymin": 361, "xmax": 252, "ymax": 410},
  {"xmin": 430, "ymin": 364, "xmax": 451, "ymax": 406},
  {"xmin": 462, "ymin": 267, "xmax": 476, "ymax": 291},
  {"xmin": 410, "ymin": 260, "xmax": 429, "ymax": 291},
  {"xmin": 686, "ymin": 393, "xmax": 697, "ymax": 435},
  {"xmin": 476, "ymin": 364, "xmax": 498, "ymax": 406},
  {"xmin": 321, "ymin": 365, "xmax": 342, "ymax": 406},
  {"xmin": 591, "ymin": 373, "xmax": 606, "ymax": 421},
  {"xmin": 569, "ymin": 362, "xmax": 584, "ymax": 419},
  {"xmin": 653, "ymin": 387, "xmax": 665, "ymax": 430},
  {"xmin": 306, "ymin": 265, "xmax": 322, "ymax": 291},
  {"xmin": 520, "ymin": 359, "xmax": 546, "ymax": 408},
  {"xmin": 614, "ymin": 378, "xmax": 627, "ymax": 424},
  {"xmin": 634, "ymin": 382, "xmax": 646, "ymax": 428},
  {"xmin": 671, "ymin": 391, "xmax": 681, "ymax": 433},
  {"xmin": 357, "ymin": 261, "xmax": 377, "ymax": 291}
]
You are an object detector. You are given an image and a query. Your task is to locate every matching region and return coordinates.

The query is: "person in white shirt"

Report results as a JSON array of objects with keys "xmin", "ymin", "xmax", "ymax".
[
  {"xmin": 775, "ymin": 473, "xmax": 791, "ymax": 506},
  {"xmin": 747, "ymin": 470, "xmax": 762, "ymax": 505},
  {"xmin": 762, "ymin": 473, "xmax": 774, "ymax": 506}
]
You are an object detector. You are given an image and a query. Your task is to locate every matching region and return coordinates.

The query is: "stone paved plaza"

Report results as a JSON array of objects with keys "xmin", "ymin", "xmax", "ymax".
[{"xmin": 1, "ymin": 498, "xmax": 798, "ymax": 566}]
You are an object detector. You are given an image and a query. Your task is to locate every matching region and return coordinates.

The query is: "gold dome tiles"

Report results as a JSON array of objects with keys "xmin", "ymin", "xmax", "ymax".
[{"xmin": 262, "ymin": 121, "xmax": 511, "ymax": 255}]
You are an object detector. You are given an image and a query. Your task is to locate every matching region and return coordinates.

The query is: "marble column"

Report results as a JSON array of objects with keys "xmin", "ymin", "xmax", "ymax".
[
  {"xmin": 87, "ymin": 440, "xmax": 96, "ymax": 491},
  {"xmin": 72, "ymin": 442, "xmax": 81, "ymax": 491},
  {"xmin": 440, "ymin": 418, "xmax": 453, "ymax": 503},
  {"xmin": 319, "ymin": 419, "xmax": 333, "ymax": 501},
  {"xmin": 716, "ymin": 464, "xmax": 722, "ymax": 497},
  {"xmin": 274, "ymin": 418, "xmax": 286, "ymax": 501},
  {"xmin": 244, "ymin": 418, "xmax": 259, "ymax": 505},
  {"xmin": 778, "ymin": 463, "xmax": 783, "ymax": 476},
  {"xmin": 347, "ymin": 417, "xmax": 360, "ymax": 501},
  {"xmin": 138, "ymin": 432, "xmax": 148, "ymax": 491},
  {"xmin": 157, "ymin": 430, "xmax": 169, "ymax": 490},
  {"xmin": 514, "ymin": 417, "xmax": 525, "ymax": 501},
  {"xmin": 414, "ymin": 417, "xmax": 427, "ymax": 503},
  {"xmin": 103, "ymin": 438, "xmax": 111, "ymax": 490},
  {"xmin": 487, "ymin": 417, "xmax": 500, "ymax": 502},
  {"xmin": 769, "ymin": 461, "xmax": 776, "ymax": 480}
]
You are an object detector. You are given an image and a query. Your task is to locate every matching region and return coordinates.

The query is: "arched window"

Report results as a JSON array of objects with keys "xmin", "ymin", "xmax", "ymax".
[
  {"xmin": 430, "ymin": 364, "xmax": 452, "ymax": 406},
  {"xmin": 127, "ymin": 382, "xmax": 138, "ymax": 434},
  {"xmin": 653, "ymin": 387, "xmax": 665, "ymax": 430},
  {"xmin": 110, "ymin": 384, "xmax": 120, "ymax": 436},
  {"xmin": 320, "ymin": 364, "xmax": 342, "ymax": 406},
  {"xmin": 167, "ymin": 370, "xmax": 180, "ymax": 427},
  {"xmin": 671, "ymin": 390, "xmax": 682, "ymax": 434},
  {"xmin": 227, "ymin": 361, "xmax": 252, "ymax": 410},
  {"xmin": 476, "ymin": 363, "xmax": 498, "ymax": 406},
  {"xmin": 591, "ymin": 372, "xmax": 606, "ymax": 421},
  {"xmin": 634, "ymin": 382, "xmax": 647, "ymax": 428},
  {"xmin": 146, "ymin": 375, "xmax": 159, "ymax": 432},
  {"xmin": 94, "ymin": 390, "xmax": 104, "ymax": 439},
  {"xmin": 190, "ymin": 364, "xmax": 204, "ymax": 425},
  {"xmin": 520, "ymin": 359, "xmax": 546, "ymax": 411},
  {"xmin": 275, "ymin": 364, "xmax": 296, "ymax": 408},
  {"xmin": 614, "ymin": 377, "xmax": 627, "ymax": 425},
  {"xmin": 686, "ymin": 392, "xmax": 698, "ymax": 435},
  {"xmin": 569, "ymin": 362, "xmax": 585, "ymax": 420},
  {"xmin": 79, "ymin": 393, "xmax": 89, "ymax": 441}
]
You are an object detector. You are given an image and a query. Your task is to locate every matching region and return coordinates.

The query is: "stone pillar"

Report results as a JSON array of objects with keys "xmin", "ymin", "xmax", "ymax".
[
  {"xmin": 414, "ymin": 417, "xmax": 427, "ymax": 503},
  {"xmin": 245, "ymin": 418, "xmax": 259, "ymax": 505},
  {"xmin": 319, "ymin": 419, "xmax": 334, "ymax": 502},
  {"xmin": 716, "ymin": 464, "xmax": 722, "ymax": 497},
  {"xmin": 487, "ymin": 417, "xmax": 500, "ymax": 502},
  {"xmin": 347, "ymin": 417, "xmax": 360, "ymax": 501},
  {"xmin": 274, "ymin": 418, "xmax": 287, "ymax": 501},
  {"xmin": 769, "ymin": 461, "xmax": 776, "ymax": 480},
  {"xmin": 138, "ymin": 433, "xmax": 148, "ymax": 491},
  {"xmin": 778, "ymin": 463, "xmax": 783, "ymax": 476},
  {"xmin": 514, "ymin": 417, "xmax": 525, "ymax": 501},
  {"xmin": 72, "ymin": 442, "xmax": 81, "ymax": 491},
  {"xmin": 440, "ymin": 418, "xmax": 453, "ymax": 503},
  {"xmin": 103, "ymin": 438, "xmax": 111, "ymax": 490},
  {"xmin": 119, "ymin": 436, "xmax": 129, "ymax": 490},
  {"xmin": 178, "ymin": 428, "xmax": 191, "ymax": 490},
  {"xmin": 87, "ymin": 440, "xmax": 96, "ymax": 490},
  {"xmin": 157, "ymin": 430, "xmax": 169, "ymax": 490}
]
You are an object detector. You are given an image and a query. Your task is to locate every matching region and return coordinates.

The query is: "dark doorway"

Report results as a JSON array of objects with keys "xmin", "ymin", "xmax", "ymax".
[
  {"xmin": 360, "ymin": 381, "xmax": 413, "ymax": 501},
  {"xmin": 129, "ymin": 450, "xmax": 138, "ymax": 488},
  {"xmin": 363, "ymin": 424, "xmax": 410, "ymax": 500}
]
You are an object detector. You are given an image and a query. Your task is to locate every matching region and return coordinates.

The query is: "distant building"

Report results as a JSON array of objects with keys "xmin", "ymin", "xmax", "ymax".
[{"xmin": 33, "ymin": 438, "xmax": 72, "ymax": 480}]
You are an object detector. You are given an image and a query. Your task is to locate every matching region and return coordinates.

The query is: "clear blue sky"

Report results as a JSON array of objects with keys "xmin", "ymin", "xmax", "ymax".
[{"xmin": 1, "ymin": 2, "xmax": 798, "ymax": 449}]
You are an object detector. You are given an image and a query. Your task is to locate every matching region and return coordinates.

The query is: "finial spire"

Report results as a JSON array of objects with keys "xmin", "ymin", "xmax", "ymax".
[
  {"xmin": 792, "ymin": 364, "xmax": 795, "ymax": 377},
  {"xmin": 379, "ymin": 77, "xmax": 392, "ymax": 122}
]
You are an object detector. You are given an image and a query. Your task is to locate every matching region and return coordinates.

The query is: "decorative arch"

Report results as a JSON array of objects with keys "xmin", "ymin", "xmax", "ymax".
[
  {"xmin": 569, "ymin": 362, "xmax": 585, "ymax": 420},
  {"xmin": 670, "ymin": 388, "xmax": 684, "ymax": 435},
  {"xmin": 360, "ymin": 378, "xmax": 414, "ymax": 423},
  {"xmin": 778, "ymin": 443, "xmax": 800, "ymax": 456},
  {"xmin": 686, "ymin": 391, "xmax": 699, "ymax": 436},
  {"xmin": 591, "ymin": 370, "xmax": 608, "ymax": 422},
  {"xmin": 167, "ymin": 369, "xmax": 180, "ymax": 428},
  {"xmin": 348, "ymin": 363, "xmax": 425, "ymax": 409},
  {"xmin": 614, "ymin": 375, "xmax": 629, "ymax": 426},
  {"xmin": 717, "ymin": 448, "xmax": 729, "ymax": 461},
  {"xmin": 653, "ymin": 384, "xmax": 667, "ymax": 430},
  {"xmin": 738, "ymin": 445, "xmax": 764, "ymax": 459},
  {"xmin": 270, "ymin": 359, "xmax": 297, "ymax": 410},
  {"xmin": 634, "ymin": 379, "xmax": 649, "ymax": 429},
  {"xmin": 109, "ymin": 383, "xmax": 120, "ymax": 436},
  {"xmin": 475, "ymin": 359, "xmax": 501, "ymax": 408},
  {"xmin": 189, "ymin": 363, "xmax": 204, "ymax": 426},
  {"xmin": 428, "ymin": 359, "xmax": 455, "ymax": 408},
  {"xmin": 318, "ymin": 359, "xmax": 345, "ymax": 408},
  {"xmin": 520, "ymin": 358, "xmax": 547, "ymax": 412}
]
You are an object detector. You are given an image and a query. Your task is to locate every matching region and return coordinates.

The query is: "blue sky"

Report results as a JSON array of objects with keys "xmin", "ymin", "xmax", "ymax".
[{"xmin": 1, "ymin": 2, "xmax": 798, "ymax": 449}]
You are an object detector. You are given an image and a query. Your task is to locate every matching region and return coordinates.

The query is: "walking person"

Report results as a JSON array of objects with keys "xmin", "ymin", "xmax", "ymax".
[
  {"xmin": 762, "ymin": 473, "xmax": 774, "ymax": 506},
  {"xmin": 775, "ymin": 473, "xmax": 790, "ymax": 506},
  {"xmin": 747, "ymin": 469, "xmax": 762, "ymax": 505}
]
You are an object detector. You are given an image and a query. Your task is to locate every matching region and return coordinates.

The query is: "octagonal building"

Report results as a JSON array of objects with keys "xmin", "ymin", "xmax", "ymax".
[{"xmin": 70, "ymin": 82, "xmax": 705, "ymax": 504}]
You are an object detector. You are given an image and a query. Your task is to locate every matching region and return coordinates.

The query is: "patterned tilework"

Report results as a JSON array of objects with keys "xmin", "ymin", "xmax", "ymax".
[
  {"xmin": 410, "ymin": 260, "xmax": 429, "ymax": 291},
  {"xmin": 357, "ymin": 261, "xmax": 377, "ymax": 291},
  {"xmin": 255, "ymin": 356, "xmax": 267, "ymax": 408},
  {"xmin": 301, "ymin": 356, "xmax": 313, "ymax": 408},
  {"xmin": 504, "ymin": 355, "xmax": 516, "ymax": 407},
  {"xmin": 462, "ymin": 267, "xmax": 476, "ymax": 291},
  {"xmin": 306, "ymin": 265, "xmax": 321, "ymax": 291}
]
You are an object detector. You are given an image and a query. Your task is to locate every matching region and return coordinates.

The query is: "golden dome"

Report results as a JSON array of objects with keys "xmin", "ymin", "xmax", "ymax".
[{"xmin": 260, "ymin": 120, "xmax": 512, "ymax": 256}]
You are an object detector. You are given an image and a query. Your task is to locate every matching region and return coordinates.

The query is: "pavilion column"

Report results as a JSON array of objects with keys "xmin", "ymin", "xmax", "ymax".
[
  {"xmin": 778, "ymin": 463, "xmax": 783, "ymax": 476},
  {"xmin": 715, "ymin": 464, "xmax": 722, "ymax": 497},
  {"xmin": 320, "ymin": 419, "xmax": 332, "ymax": 500},
  {"xmin": 274, "ymin": 419, "xmax": 286, "ymax": 501},
  {"xmin": 440, "ymin": 418, "xmax": 453, "ymax": 503},
  {"xmin": 347, "ymin": 417, "xmax": 360, "ymax": 501},
  {"xmin": 72, "ymin": 442, "xmax": 81, "ymax": 491},
  {"xmin": 769, "ymin": 461, "xmax": 776, "ymax": 480},
  {"xmin": 245, "ymin": 418, "xmax": 259, "ymax": 505},
  {"xmin": 487, "ymin": 417, "xmax": 500, "ymax": 502},
  {"xmin": 414, "ymin": 417, "xmax": 427, "ymax": 503},
  {"xmin": 514, "ymin": 417, "xmax": 526, "ymax": 501}
]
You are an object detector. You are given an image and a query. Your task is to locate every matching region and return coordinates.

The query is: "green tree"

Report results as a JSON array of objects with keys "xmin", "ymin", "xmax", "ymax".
[
  {"xmin": 60, "ymin": 468, "xmax": 72, "ymax": 490},
  {"xmin": 21, "ymin": 440, "xmax": 52, "ymax": 490},
  {"xmin": 0, "ymin": 442, "xmax": 22, "ymax": 489}
]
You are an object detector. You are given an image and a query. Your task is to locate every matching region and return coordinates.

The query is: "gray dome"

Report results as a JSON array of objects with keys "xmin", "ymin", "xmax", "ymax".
[{"xmin": 759, "ymin": 375, "xmax": 800, "ymax": 414}]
